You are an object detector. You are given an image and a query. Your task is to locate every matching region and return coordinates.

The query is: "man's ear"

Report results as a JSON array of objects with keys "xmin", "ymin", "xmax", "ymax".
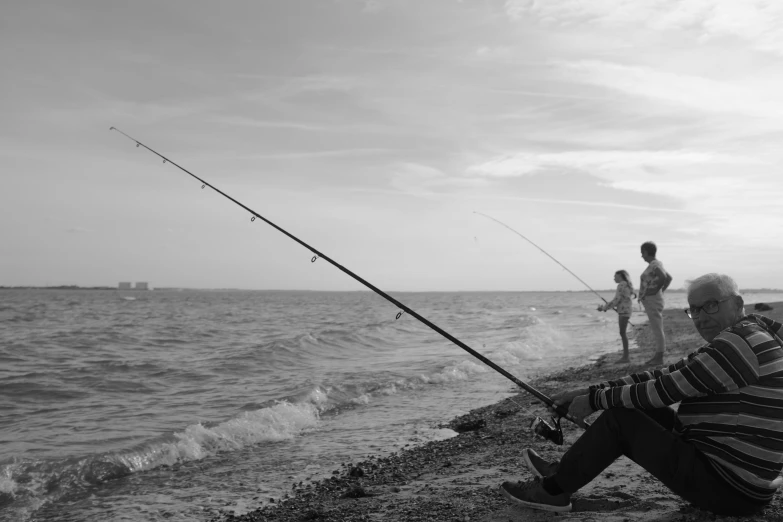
[{"xmin": 735, "ymin": 295, "xmax": 745, "ymax": 314}]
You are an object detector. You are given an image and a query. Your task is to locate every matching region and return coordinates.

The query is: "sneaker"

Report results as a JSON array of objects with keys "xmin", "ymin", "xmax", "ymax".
[
  {"xmin": 522, "ymin": 448, "xmax": 558, "ymax": 479},
  {"xmin": 499, "ymin": 478, "xmax": 572, "ymax": 512}
]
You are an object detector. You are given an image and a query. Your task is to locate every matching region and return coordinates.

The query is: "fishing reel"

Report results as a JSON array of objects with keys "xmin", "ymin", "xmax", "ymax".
[{"xmin": 530, "ymin": 415, "xmax": 564, "ymax": 445}]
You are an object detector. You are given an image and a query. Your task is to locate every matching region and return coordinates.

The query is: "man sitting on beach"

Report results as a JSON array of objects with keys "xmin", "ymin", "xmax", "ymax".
[{"xmin": 500, "ymin": 273, "xmax": 783, "ymax": 516}]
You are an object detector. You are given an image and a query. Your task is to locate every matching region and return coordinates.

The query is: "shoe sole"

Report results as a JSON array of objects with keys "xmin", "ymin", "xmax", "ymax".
[
  {"xmin": 499, "ymin": 484, "xmax": 572, "ymax": 513},
  {"xmin": 522, "ymin": 449, "xmax": 545, "ymax": 479}
]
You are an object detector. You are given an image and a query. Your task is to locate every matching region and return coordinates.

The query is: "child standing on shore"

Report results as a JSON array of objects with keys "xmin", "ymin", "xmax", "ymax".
[{"xmin": 597, "ymin": 270, "xmax": 636, "ymax": 363}]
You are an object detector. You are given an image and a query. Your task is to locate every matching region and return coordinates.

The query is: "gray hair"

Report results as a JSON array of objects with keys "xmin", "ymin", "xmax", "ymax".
[{"xmin": 686, "ymin": 273, "xmax": 741, "ymax": 298}]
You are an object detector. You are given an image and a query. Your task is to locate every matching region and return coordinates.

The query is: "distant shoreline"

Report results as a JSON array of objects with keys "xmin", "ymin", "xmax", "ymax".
[
  {"xmin": 0, "ymin": 285, "xmax": 118, "ymax": 290},
  {"xmin": 2, "ymin": 286, "xmax": 783, "ymax": 293},
  {"xmin": 3, "ymin": 286, "xmax": 783, "ymax": 293}
]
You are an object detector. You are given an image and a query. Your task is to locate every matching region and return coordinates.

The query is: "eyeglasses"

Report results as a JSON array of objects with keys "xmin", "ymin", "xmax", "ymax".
[{"xmin": 684, "ymin": 297, "xmax": 733, "ymax": 319}]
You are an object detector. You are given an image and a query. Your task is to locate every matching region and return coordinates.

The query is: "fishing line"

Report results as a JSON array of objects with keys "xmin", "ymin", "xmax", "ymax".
[
  {"xmin": 109, "ymin": 127, "xmax": 585, "ymax": 440},
  {"xmin": 474, "ymin": 211, "xmax": 633, "ymax": 326}
]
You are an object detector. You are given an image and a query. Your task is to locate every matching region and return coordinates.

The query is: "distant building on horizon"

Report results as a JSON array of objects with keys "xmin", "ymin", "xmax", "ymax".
[{"xmin": 118, "ymin": 282, "xmax": 150, "ymax": 290}]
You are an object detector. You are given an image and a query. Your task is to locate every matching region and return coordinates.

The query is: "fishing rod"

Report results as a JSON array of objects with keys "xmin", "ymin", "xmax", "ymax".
[
  {"xmin": 474, "ymin": 211, "xmax": 633, "ymax": 325},
  {"xmin": 110, "ymin": 127, "xmax": 584, "ymax": 443}
]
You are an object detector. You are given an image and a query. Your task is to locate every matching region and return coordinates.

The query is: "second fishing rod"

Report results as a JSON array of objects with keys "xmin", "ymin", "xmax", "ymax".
[
  {"xmin": 110, "ymin": 127, "xmax": 586, "ymax": 443},
  {"xmin": 474, "ymin": 211, "xmax": 633, "ymax": 326}
]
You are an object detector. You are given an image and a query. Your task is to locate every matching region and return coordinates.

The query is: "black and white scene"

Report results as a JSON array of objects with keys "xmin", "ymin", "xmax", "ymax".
[{"xmin": 3, "ymin": 1, "xmax": 783, "ymax": 521}]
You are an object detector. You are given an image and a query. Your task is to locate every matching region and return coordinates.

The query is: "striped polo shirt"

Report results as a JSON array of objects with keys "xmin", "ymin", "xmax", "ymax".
[{"xmin": 588, "ymin": 314, "xmax": 783, "ymax": 502}]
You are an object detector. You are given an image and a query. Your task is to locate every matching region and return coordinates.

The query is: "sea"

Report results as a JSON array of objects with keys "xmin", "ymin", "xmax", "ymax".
[{"xmin": 3, "ymin": 288, "xmax": 783, "ymax": 522}]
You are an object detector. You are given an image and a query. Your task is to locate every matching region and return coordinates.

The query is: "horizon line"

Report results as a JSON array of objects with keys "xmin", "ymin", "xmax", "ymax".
[{"xmin": 4, "ymin": 285, "xmax": 783, "ymax": 293}]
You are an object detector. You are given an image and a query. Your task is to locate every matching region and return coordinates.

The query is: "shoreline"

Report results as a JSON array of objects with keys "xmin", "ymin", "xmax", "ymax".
[{"xmin": 210, "ymin": 303, "xmax": 783, "ymax": 522}]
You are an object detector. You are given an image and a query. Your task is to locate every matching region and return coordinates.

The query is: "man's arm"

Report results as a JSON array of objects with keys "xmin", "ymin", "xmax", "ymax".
[
  {"xmin": 661, "ymin": 270, "xmax": 673, "ymax": 292},
  {"xmin": 552, "ymin": 359, "xmax": 688, "ymax": 403},
  {"xmin": 551, "ymin": 362, "xmax": 683, "ymax": 416},
  {"xmin": 588, "ymin": 331, "xmax": 764, "ymax": 411},
  {"xmin": 557, "ymin": 361, "xmax": 686, "ymax": 421},
  {"xmin": 590, "ymin": 360, "xmax": 684, "ymax": 391},
  {"xmin": 647, "ymin": 266, "xmax": 671, "ymax": 294}
]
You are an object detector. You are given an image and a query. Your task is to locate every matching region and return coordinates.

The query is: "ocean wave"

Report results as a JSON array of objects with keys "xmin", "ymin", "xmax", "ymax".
[
  {"xmin": 418, "ymin": 360, "xmax": 488, "ymax": 384},
  {"xmin": 489, "ymin": 322, "xmax": 571, "ymax": 366},
  {"xmin": 121, "ymin": 401, "xmax": 322, "ymax": 472},
  {"xmin": 0, "ymin": 381, "xmax": 89, "ymax": 401},
  {"xmin": 76, "ymin": 360, "xmax": 162, "ymax": 373},
  {"xmin": 0, "ymin": 399, "xmax": 323, "ymax": 520},
  {"xmin": 248, "ymin": 322, "xmax": 409, "ymax": 363}
]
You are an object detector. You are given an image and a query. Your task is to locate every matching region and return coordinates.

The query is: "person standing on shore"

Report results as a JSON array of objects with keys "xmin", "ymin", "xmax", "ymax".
[
  {"xmin": 500, "ymin": 273, "xmax": 783, "ymax": 516},
  {"xmin": 597, "ymin": 270, "xmax": 636, "ymax": 363},
  {"xmin": 638, "ymin": 241, "xmax": 673, "ymax": 366}
]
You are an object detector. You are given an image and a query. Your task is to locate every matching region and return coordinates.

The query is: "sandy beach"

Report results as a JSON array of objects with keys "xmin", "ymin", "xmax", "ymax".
[{"xmin": 210, "ymin": 302, "xmax": 783, "ymax": 522}]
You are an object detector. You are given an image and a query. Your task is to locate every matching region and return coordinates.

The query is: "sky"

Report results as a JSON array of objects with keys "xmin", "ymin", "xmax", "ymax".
[{"xmin": 2, "ymin": 0, "xmax": 783, "ymax": 291}]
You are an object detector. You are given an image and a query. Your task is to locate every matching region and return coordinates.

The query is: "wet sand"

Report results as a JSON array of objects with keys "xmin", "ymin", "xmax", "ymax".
[{"xmin": 209, "ymin": 302, "xmax": 783, "ymax": 522}]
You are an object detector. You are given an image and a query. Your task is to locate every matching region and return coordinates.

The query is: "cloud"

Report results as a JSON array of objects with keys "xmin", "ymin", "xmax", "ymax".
[
  {"xmin": 238, "ymin": 74, "xmax": 362, "ymax": 107},
  {"xmin": 506, "ymin": 0, "xmax": 783, "ymax": 55},
  {"xmin": 28, "ymin": 98, "xmax": 208, "ymax": 129},
  {"xmin": 473, "ymin": 46, "xmax": 513, "ymax": 61},
  {"xmin": 210, "ymin": 115, "xmax": 394, "ymax": 135},
  {"xmin": 505, "ymin": 0, "xmax": 709, "ymax": 29},
  {"xmin": 234, "ymin": 148, "xmax": 395, "ymax": 160},
  {"xmin": 701, "ymin": 2, "xmax": 783, "ymax": 54},
  {"xmin": 464, "ymin": 148, "xmax": 783, "ymax": 247},
  {"xmin": 281, "ymin": 75, "xmax": 360, "ymax": 95},
  {"xmin": 474, "ymin": 195, "xmax": 689, "ymax": 213},
  {"xmin": 559, "ymin": 60, "xmax": 783, "ymax": 119},
  {"xmin": 605, "ymin": 176, "xmax": 746, "ymax": 201},
  {"xmin": 465, "ymin": 149, "xmax": 760, "ymax": 178},
  {"xmin": 389, "ymin": 162, "xmax": 488, "ymax": 197}
]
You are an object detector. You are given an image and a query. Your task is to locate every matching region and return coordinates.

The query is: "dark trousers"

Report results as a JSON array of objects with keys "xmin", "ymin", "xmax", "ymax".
[{"xmin": 552, "ymin": 407, "xmax": 768, "ymax": 516}]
